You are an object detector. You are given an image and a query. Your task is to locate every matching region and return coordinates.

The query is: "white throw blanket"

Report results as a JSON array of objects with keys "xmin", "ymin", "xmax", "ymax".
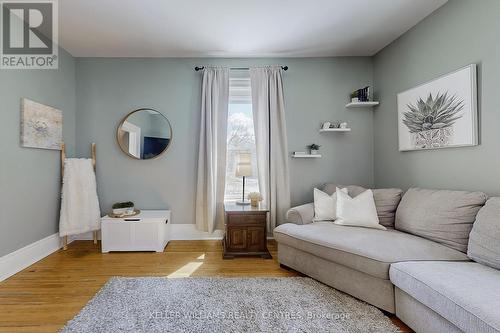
[{"xmin": 59, "ymin": 158, "xmax": 101, "ymax": 237}]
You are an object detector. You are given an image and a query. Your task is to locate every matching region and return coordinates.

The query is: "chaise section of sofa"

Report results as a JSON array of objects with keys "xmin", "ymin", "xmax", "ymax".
[
  {"xmin": 274, "ymin": 222, "xmax": 469, "ymax": 313},
  {"xmin": 390, "ymin": 261, "xmax": 500, "ymax": 333},
  {"xmin": 391, "ymin": 196, "xmax": 500, "ymax": 333}
]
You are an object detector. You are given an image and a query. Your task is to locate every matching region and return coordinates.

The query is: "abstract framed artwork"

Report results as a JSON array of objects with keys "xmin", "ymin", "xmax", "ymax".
[
  {"xmin": 397, "ymin": 64, "xmax": 478, "ymax": 151},
  {"xmin": 20, "ymin": 98, "xmax": 62, "ymax": 150}
]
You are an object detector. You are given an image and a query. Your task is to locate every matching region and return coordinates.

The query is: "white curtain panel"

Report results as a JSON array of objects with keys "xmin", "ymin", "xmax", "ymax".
[
  {"xmin": 195, "ymin": 67, "xmax": 230, "ymax": 233},
  {"xmin": 250, "ymin": 66, "xmax": 291, "ymax": 229}
]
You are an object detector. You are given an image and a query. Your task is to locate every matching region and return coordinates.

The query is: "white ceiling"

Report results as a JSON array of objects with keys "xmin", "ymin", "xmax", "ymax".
[{"xmin": 59, "ymin": 0, "xmax": 448, "ymax": 58}]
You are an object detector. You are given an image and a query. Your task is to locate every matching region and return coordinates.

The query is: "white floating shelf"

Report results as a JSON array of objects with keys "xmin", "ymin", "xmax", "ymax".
[
  {"xmin": 345, "ymin": 101, "xmax": 379, "ymax": 108},
  {"xmin": 292, "ymin": 154, "xmax": 322, "ymax": 158},
  {"xmin": 320, "ymin": 128, "xmax": 351, "ymax": 132}
]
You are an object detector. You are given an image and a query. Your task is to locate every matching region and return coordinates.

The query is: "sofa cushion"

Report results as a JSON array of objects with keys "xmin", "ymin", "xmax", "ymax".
[
  {"xmin": 395, "ymin": 188, "xmax": 487, "ymax": 252},
  {"xmin": 468, "ymin": 197, "xmax": 500, "ymax": 270},
  {"xmin": 322, "ymin": 184, "xmax": 403, "ymax": 228},
  {"xmin": 273, "ymin": 222, "xmax": 468, "ymax": 279},
  {"xmin": 323, "ymin": 184, "xmax": 366, "ymax": 197},
  {"xmin": 390, "ymin": 261, "xmax": 500, "ymax": 333},
  {"xmin": 372, "ymin": 188, "xmax": 403, "ymax": 228}
]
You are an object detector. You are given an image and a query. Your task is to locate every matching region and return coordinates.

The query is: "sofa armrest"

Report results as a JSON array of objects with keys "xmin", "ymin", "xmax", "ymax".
[{"xmin": 286, "ymin": 203, "xmax": 315, "ymax": 225}]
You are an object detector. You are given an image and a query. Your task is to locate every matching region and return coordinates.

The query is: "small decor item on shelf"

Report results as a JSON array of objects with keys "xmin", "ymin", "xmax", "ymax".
[
  {"xmin": 307, "ymin": 143, "xmax": 321, "ymax": 155},
  {"xmin": 350, "ymin": 90, "xmax": 359, "ymax": 103},
  {"xmin": 112, "ymin": 201, "xmax": 135, "ymax": 215},
  {"xmin": 330, "ymin": 121, "xmax": 341, "ymax": 128},
  {"xmin": 248, "ymin": 192, "xmax": 263, "ymax": 207},
  {"xmin": 340, "ymin": 122, "xmax": 348, "ymax": 129},
  {"xmin": 293, "ymin": 151, "xmax": 307, "ymax": 156},
  {"xmin": 322, "ymin": 122, "xmax": 331, "ymax": 130},
  {"xmin": 351, "ymin": 86, "xmax": 371, "ymax": 102}
]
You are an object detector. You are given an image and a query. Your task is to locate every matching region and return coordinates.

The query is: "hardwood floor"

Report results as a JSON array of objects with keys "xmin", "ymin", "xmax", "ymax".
[{"xmin": 0, "ymin": 240, "xmax": 411, "ymax": 332}]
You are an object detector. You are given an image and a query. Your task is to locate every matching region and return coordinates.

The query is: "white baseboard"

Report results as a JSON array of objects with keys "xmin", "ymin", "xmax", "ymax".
[
  {"xmin": 0, "ymin": 233, "xmax": 62, "ymax": 282},
  {"xmin": 72, "ymin": 226, "xmax": 272, "ymax": 240},
  {"xmin": 169, "ymin": 224, "xmax": 224, "ymax": 240},
  {"xmin": 71, "ymin": 231, "xmax": 100, "ymax": 241},
  {"xmin": 71, "ymin": 224, "xmax": 224, "ymax": 241}
]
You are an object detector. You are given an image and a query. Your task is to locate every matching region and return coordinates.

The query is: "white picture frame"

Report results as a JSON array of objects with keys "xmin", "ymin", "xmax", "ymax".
[
  {"xmin": 20, "ymin": 98, "xmax": 63, "ymax": 150},
  {"xmin": 397, "ymin": 64, "xmax": 478, "ymax": 151}
]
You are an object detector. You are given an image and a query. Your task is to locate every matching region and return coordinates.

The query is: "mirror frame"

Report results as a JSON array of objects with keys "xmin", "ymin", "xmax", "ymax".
[{"xmin": 116, "ymin": 108, "xmax": 173, "ymax": 160}]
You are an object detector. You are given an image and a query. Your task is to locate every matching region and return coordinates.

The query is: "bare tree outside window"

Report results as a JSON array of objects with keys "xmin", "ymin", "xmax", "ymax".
[{"xmin": 224, "ymin": 72, "xmax": 259, "ymax": 201}]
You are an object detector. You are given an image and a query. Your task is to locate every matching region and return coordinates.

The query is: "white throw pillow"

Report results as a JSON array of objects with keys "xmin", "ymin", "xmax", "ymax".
[
  {"xmin": 335, "ymin": 187, "xmax": 387, "ymax": 230},
  {"xmin": 313, "ymin": 187, "xmax": 347, "ymax": 221}
]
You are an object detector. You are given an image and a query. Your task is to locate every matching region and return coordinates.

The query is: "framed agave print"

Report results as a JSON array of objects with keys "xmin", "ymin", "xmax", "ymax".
[{"xmin": 397, "ymin": 64, "xmax": 478, "ymax": 151}]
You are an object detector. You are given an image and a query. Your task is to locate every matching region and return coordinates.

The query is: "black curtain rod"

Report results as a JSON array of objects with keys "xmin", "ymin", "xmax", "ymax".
[{"xmin": 194, "ymin": 66, "xmax": 288, "ymax": 71}]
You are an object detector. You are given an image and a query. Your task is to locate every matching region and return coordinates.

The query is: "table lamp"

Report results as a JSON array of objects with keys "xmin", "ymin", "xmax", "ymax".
[{"xmin": 236, "ymin": 152, "xmax": 252, "ymax": 205}]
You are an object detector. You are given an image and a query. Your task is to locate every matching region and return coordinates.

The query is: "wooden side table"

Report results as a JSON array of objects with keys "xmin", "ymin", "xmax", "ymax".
[{"xmin": 223, "ymin": 203, "xmax": 272, "ymax": 259}]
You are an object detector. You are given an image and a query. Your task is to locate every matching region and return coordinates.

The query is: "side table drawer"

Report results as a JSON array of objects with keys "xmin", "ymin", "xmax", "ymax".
[{"xmin": 227, "ymin": 214, "xmax": 266, "ymax": 225}]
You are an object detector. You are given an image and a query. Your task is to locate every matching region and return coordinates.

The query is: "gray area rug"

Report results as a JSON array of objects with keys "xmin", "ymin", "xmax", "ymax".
[{"xmin": 61, "ymin": 277, "xmax": 400, "ymax": 333}]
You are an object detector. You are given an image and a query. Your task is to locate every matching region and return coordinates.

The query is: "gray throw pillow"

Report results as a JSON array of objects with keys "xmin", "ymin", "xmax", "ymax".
[
  {"xmin": 468, "ymin": 197, "xmax": 500, "ymax": 269},
  {"xmin": 372, "ymin": 188, "xmax": 403, "ymax": 228},
  {"xmin": 322, "ymin": 184, "xmax": 403, "ymax": 228},
  {"xmin": 396, "ymin": 188, "xmax": 487, "ymax": 252}
]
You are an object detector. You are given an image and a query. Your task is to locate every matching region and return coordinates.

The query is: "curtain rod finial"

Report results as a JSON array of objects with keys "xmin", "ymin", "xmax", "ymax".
[
  {"xmin": 282, "ymin": 66, "xmax": 288, "ymax": 71},
  {"xmin": 195, "ymin": 66, "xmax": 204, "ymax": 71}
]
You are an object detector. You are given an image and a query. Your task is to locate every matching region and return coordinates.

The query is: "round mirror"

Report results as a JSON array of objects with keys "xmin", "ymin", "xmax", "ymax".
[{"xmin": 117, "ymin": 108, "xmax": 172, "ymax": 160}]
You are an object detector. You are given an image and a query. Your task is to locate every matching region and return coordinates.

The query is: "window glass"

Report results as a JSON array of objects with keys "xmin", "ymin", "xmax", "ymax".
[{"xmin": 224, "ymin": 71, "xmax": 259, "ymax": 201}]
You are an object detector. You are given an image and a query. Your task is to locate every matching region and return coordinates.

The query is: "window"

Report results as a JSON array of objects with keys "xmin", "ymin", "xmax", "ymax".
[{"xmin": 224, "ymin": 70, "xmax": 259, "ymax": 202}]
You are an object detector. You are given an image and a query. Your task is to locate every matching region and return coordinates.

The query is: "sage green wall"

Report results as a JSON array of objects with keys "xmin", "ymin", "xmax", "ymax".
[
  {"xmin": 0, "ymin": 48, "xmax": 76, "ymax": 256},
  {"xmin": 373, "ymin": 0, "xmax": 500, "ymax": 194},
  {"xmin": 76, "ymin": 57, "xmax": 374, "ymax": 224},
  {"xmin": 3, "ymin": 0, "xmax": 497, "ymax": 256}
]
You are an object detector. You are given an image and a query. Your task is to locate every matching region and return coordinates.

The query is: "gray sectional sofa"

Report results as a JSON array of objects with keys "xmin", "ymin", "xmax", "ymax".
[{"xmin": 274, "ymin": 185, "xmax": 500, "ymax": 333}]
